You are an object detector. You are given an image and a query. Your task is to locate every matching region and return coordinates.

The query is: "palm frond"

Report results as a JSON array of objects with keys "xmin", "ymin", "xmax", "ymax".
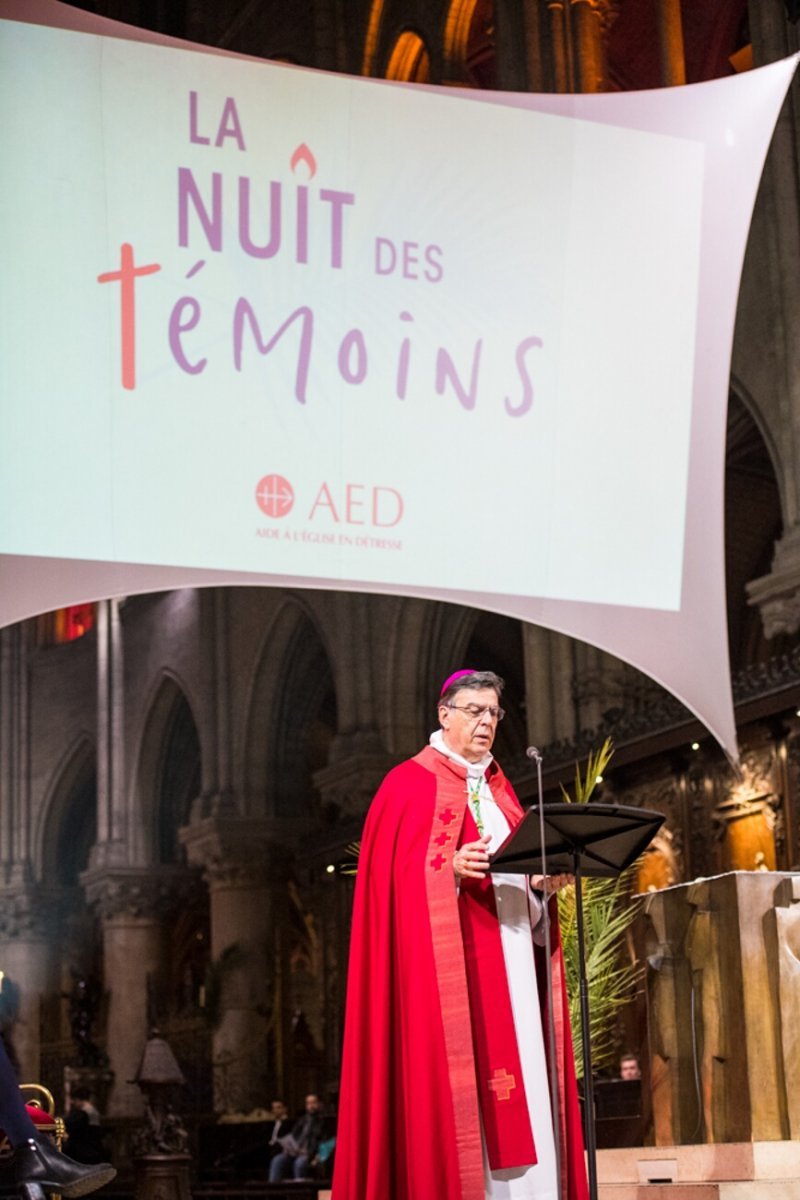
[
  {"xmin": 557, "ymin": 741, "xmax": 643, "ymax": 1077},
  {"xmin": 560, "ymin": 737, "xmax": 614, "ymax": 805},
  {"xmin": 339, "ymin": 841, "xmax": 361, "ymax": 876}
]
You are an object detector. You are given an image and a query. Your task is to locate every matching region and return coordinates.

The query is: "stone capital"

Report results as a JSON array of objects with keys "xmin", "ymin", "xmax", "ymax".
[
  {"xmin": 81, "ymin": 866, "xmax": 198, "ymax": 922},
  {"xmin": 179, "ymin": 817, "xmax": 286, "ymax": 890},
  {"xmin": 0, "ymin": 884, "xmax": 63, "ymax": 941},
  {"xmin": 313, "ymin": 751, "xmax": 395, "ymax": 818},
  {"xmin": 747, "ymin": 525, "xmax": 800, "ymax": 638}
]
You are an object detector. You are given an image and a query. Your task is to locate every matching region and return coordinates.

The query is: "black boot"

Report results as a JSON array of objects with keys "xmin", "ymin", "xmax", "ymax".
[{"xmin": 13, "ymin": 1135, "xmax": 116, "ymax": 1199}]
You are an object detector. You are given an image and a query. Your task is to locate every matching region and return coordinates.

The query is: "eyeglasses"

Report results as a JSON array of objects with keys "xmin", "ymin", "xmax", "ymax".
[{"xmin": 446, "ymin": 703, "xmax": 505, "ymax": 722}]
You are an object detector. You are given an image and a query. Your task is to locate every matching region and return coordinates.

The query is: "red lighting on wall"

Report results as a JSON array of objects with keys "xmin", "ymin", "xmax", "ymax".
[
  {"xmin": 37, "ymin": 604, "xmax": 96, "ymax": 647},
  {"xmin": 62, "ymin": 604, "xmax": 95, "ymax": 641}
]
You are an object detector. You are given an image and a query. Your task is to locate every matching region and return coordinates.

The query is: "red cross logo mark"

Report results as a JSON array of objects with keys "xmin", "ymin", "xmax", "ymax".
[
  {"xmin": 256, "ymin": 474, "xmax": 294, "ymax": 518},
  {"xmin": 488, "ymin": 1068, "xmax": 517, "ymax": 1102},
  {"xmin": 435, "ymin": 831, "xmax": 452, "ymax": 847},
  {"xmin": 439, "ymin": 808, "xmax": 456, "ymax": 826},
  {"xmin": 430, "ymin": 854, "xmax": 447, "ymax": 872}
]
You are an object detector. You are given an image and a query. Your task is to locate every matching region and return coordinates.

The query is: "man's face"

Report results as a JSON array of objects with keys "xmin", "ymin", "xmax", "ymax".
[
  {"xmin": 620, "ymin": 1057, "xmax": 640, "ymax": 1081},
  {"xmin": 438, "ymin": 688, "xmax": 501, "ymax": 763},
  {"xmin": 305, "ymin": 1094, "xmax": 320, "ymax": 1113}
]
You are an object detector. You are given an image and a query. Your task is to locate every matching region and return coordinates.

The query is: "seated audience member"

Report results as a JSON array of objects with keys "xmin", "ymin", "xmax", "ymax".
[
  {"xmin": 266, "ymin": 1100, "xmax": 291, "ymax": 1158},
  {"xmin": 64, "ymin": 1087, "xmax": 106, "ymax": 1165},
  {"xmin": 268, "ymin": 1094, "xmax": 325, "ymax": 1182}
]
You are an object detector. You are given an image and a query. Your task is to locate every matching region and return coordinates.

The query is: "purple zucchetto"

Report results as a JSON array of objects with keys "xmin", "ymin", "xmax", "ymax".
[{"xmin": 439, "ymin": 669, "xmax": 478, "ymax": 697}]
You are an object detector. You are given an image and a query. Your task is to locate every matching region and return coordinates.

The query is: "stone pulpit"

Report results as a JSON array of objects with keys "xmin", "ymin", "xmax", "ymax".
[{"xmin": 642, "ymin": 871, "xmax": 800, "ymax": 1146}]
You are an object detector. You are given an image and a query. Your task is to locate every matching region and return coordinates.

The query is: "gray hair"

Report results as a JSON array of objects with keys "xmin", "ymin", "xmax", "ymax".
[{"xmin": 438, "ymin": 670, "xmax": 505, "ymax": 707}]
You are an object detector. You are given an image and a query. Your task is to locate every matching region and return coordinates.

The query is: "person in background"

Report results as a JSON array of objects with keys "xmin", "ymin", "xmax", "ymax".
[
  {"xmin": 619, "ymin": 1054, "xmax": 642, "ymax": 1082},
  {"xmin": 266, "ymin": 1099, "xmax": 291, "ymax": 1160},
  {"xmin": 268, "ymin": 1093, "xmax": 325, "ymax": 1182},
  {"xmin": 64, "ymin": 1087, "xmax": 107, "ymax": 1165}
]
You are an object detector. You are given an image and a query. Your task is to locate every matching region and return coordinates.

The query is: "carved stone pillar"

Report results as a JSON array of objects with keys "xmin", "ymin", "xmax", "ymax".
[
  {"xmin": 82, "ymin": 868, "xmax": 186, "ymax": 1117},
  {"xmin": 521, "ymin": 0, "xmax": 548, "ymax": 91},
  {"xmin": 181, "ymin": 818, "xmax": 283, "ymax": 1115},
  {"xmin": 521, "ymin": 626, "xmax": 577, "ymax": 748},
  {"xmin": 1, "ymin": 624, "xmax": 31, "ymax": 879},
  {"xmin": 0, "ymin": 888, "xmax": 58, "ymax": 1081},
  {"xmin": 546, "ymin": 1, "xmax": 573, "ymax": 92},
  {"xmin": 571, "ymin": 0, "xmax": 606, "ymax": 93},
  {"xmin": 656, "ymin": 0, "xmax": 687, "ymax": 86},
  {"xmin": 747, "ymin": 525, "xmax": 800, "ymax": 639},
  {"xmin": 192, "ymin": 590, "xmax": 237, "ymax": 822},
  {"xmin": 313, "ymin": 739, "xmax": 394, "ymax": 821},
  {"xmin": 90, "ymin": 599, "xmax": 127, "ymax": 872}
]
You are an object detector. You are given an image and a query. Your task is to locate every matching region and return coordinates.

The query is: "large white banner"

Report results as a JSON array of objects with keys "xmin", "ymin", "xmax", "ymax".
[{"xmin": 1, "ymin": 0, "xmax": 797, "ymax": 758}]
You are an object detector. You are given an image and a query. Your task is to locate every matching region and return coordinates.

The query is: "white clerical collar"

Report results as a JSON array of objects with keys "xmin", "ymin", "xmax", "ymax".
[{"xmin": 429, "ymin": 729, "xmax": 493, "ymax": 778}]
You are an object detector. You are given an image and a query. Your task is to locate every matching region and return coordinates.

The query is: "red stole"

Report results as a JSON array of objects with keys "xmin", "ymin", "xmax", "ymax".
[
  {"xmin": 420, "ymin": 748, "xmax": 536, "ymax": 1171},
  {"xmin": 458, "ymin": 804, "xmax": 537, "ymax": 1169}
]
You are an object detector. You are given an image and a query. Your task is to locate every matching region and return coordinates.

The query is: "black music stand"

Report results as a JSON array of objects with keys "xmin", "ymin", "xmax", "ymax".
[{"xmin": 490, "ymin": 802, "xmax": 665, "ymax": 1200}]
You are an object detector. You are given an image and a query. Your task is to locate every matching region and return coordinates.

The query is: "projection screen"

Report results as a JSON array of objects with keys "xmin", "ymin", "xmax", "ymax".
[{"xmin": 1, "ymin": 0, "xmax": 797, "ymax": 759}]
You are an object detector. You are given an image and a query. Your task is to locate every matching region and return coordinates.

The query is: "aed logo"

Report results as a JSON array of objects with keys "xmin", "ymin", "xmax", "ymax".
[{"xmin": 255, "ymin": 475, "xmax": 403, "ymax": 527}]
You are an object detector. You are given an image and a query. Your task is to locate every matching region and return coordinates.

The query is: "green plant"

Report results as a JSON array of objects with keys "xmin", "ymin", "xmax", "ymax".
[
  {"xmin": 557, "ymin": 739, "xmax": 643, "ymax": 1077},
  {"xmin": 339, "ymin": 842, "xmax": 361, "ymax": 876}
]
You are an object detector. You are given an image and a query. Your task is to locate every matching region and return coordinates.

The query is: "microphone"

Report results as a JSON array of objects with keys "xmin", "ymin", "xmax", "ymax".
[{"xmin": 526, "ymin": 745, "xmax": 542, "ymax": 763}]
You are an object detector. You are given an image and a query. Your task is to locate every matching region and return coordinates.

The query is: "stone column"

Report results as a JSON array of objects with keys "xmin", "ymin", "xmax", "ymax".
[
  {"xmin": 521, "ymin": 0, "xmax": 549, "ymax": 91},
  {"xmin": 1, "ymin": 624, "xmax": 30, "ymax": 878},
  {"xmin": 546, "ymin": 1, "xmax": 574, "ymax": 92},
  {"xmin": 0, "ymin": 890, "xmax": 57, "ymax": 1082},
  {"xmin": 571, "ymin": 0, "xmax": 606, "ymax": 93},
  {"xmin": 91, "ymin": 599, "xmax": 127, "ymax": 872},
  {"xmin": 656, "ymin": 0, "xmax": 687, "ymax": 86},
  {"xmin": 82, "ymin": 869, "xmax": 185, "ymax": 1118},
  {"xmin": 747, "ymin": 527, "xmax": 800, "ymax": 639},
  {"xmin": 0, "ymin": 625, "xmax": 54, "ymax": 1081},
  {"xmin": 521, "ymin": 625, "xmax": 579, "ymax": 748},
  {"xmin": 181, "ymin": 818, "xmax": 282, "ymax": 1114},
  {"xmin": 740, "ymin": 11, "xmax": 800, "ymax": 638},
  {"xmin": 192, "ymin": 591, "xmax": 237, "ymax": 822}
]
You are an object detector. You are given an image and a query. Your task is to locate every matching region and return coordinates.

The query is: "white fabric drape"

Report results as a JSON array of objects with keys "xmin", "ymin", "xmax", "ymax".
[{"xmin": 430, "ymin": 732, "xmax": 559, "ymax": 1200}]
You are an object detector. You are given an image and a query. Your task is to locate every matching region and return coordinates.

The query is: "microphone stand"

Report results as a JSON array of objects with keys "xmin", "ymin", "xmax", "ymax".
[{"xmin": 526, "ymin": 746, "xmax": 562, "ymax": 1200}]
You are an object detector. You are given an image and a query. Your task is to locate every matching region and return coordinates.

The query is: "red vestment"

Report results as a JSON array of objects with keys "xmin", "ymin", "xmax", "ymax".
[{"xmin": 332, "ymin": 746, "xmax": 588, "ymax": 1200}]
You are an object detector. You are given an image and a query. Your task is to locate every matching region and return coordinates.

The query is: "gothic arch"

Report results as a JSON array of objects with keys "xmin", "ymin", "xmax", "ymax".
[
  {"xmin": 385, "ymin": 29, "xmax": 431, "ymax": 81},
  {"xmin": 131, "ymin": 673, "xmax": 202, "ymax": 865},
  {"xmin": 725, "ymin": 389, "xmax": 785, "ymax": 667},
  {"xmin": 36, "ymin": 734, "xmax": 96, "ymax": 886},
  {"xmin": 730, "ymin": 376, "xmax": 787, "ymax": 522},
  {"xmin": 361, "ymin": 0, "xmax": 386, "ymax": 75},
  {"xmin": 443, "ymin": 0, "xmax": 495, "ymax": 87},
  {"xmin": 242, "ymin": 598, "xmax": 336, "ymax": 822},
  {"xmin": 385, "ymin": 599, "xmax": 478, "ymax": 752},
  {"xmin": 462, "ymin": 608, "xmax": 527, "ymax": 761}
]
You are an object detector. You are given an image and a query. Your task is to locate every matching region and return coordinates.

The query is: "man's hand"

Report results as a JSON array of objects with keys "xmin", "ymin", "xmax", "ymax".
[
  {"xmin": 453, "ymin": 836, "xmax": 492, "ymax": 880},
  {"xmin": 530, "ymin": 873, "xmax": 574, "ymax": 894}
]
